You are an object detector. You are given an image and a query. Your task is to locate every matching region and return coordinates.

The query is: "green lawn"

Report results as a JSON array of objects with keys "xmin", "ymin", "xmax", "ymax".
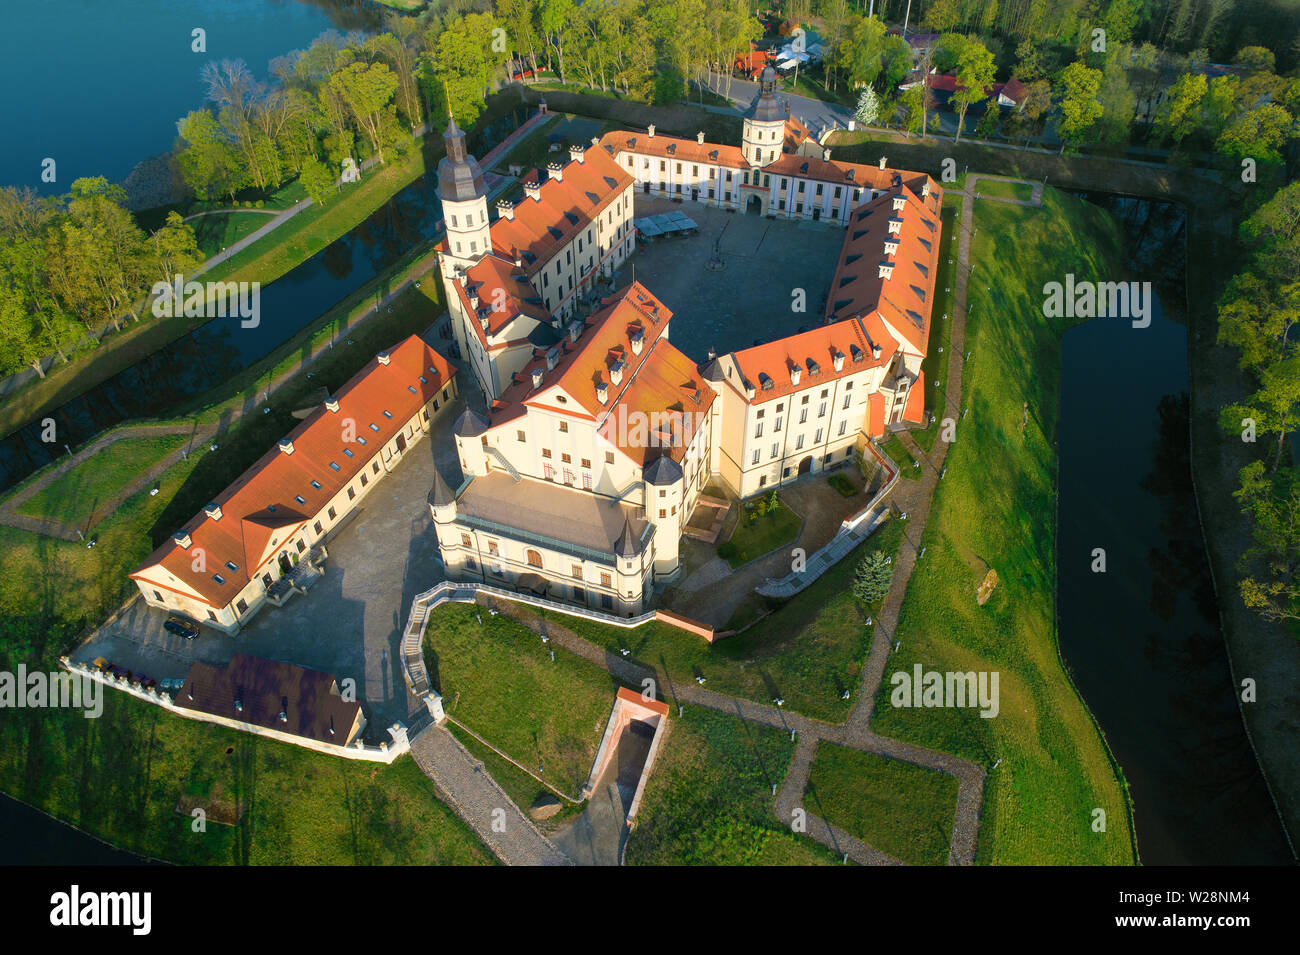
[
  {"xmin": 868, "ymin": 187, "xmax": 1136, "ymax": 865},
  {"xmin": 880, "ymin": 434, "xmax": 921, "ymax": 480},
  {"xmin": 974, "ymin": 178, "xmax": 1035, "ymax": 202},
  {"xmin": 15, "ymin": 432, "xmax": 193, "ymax": 527},
  {"xmin": 719, "ymin": 494, "xmax": 802, "ymax": 567},
  {"xmin": 424, "ymin": 602, "xmax": 623, "ymax": 802},
  {"xmin": 563, "ymin": 518, "xmax": 906, "ymax": 722},
  {"xmin": 626, "ymin": 706, "xmax": 840, "ymax": 865},
  {"xmin": 827, "ymin": 472, "xmax": 857, "ymax": 497},
  {"xmin": 805, "ymin": 743, "xmax": 958, "ymax": 866},
  {"xmin": 189, "ymin": 210, "xmax": 277, "ymax": 259},
  {"xmin": 489, "ymin": 114, "xmax": 563, "ymax": 174}
]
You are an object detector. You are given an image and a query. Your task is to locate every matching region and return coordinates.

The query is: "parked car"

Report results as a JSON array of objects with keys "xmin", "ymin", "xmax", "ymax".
[{"xmin": 164, "ymin": 616, "xmax": 200, "ymax": 640}]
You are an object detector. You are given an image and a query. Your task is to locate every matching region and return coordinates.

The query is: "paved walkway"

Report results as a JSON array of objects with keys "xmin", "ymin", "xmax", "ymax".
[{"xmin": 409, "ymin": 725, "xmax": 572, "ymax": 866}]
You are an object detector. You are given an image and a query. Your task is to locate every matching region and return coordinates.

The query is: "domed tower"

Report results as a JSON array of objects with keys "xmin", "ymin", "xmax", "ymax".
[
  {"xmin": 453, "ymin": 408, "xmax": 491, "ymax": 477},
  {"xmin": 438, "ymin": 116, "xmax": 491, "ymax": 271},
  {"xmin": 743, "ymin": 67, "xmax": 786, "ymax": 167}
]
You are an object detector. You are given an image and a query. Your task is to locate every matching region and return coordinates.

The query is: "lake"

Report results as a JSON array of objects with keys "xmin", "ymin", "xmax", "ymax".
[
  {"xmin": 1057, "ymin": 193, "xmax": 1292, "ymax": 864},
  {"xmin": 0, "ymin": 0, "xmax": 384, "ymax": 193}
]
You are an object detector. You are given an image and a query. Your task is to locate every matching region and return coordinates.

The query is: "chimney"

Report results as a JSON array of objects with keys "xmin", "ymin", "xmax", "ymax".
[
  {"xmin": 887, "ymin": 216, "xmax": 903, "ymax": 235},
  {"xmin": 790, "ymin": 364, "xmax": 801, "ymax": 386},
  {"xmin": 744, "ymin": 380, "xmax": 756, "ymax": 400},
  {"xmin": 569, "ymin": 321, "xmax": 582, "ymax": 343},
  {"xmin": 324, "ymin": 397, "xmax": 340, "ymax": 413},
  {"xmin": 696, "ymin": 131, "xmax": 705, "ymax": 145},
  {"xmin": 630, "ymin": 330, "xmax": 644, "ymax": 355},
  {"xmin": 204, "ymin": 502, "xmax": 223, "ymax": 521},
  {"xmin": 546, "ymin": 347, "xmax": 560, "ymax": 371},
  {"xmin": 173, "ymin": 529, "xmax": 192, "ymax": 549},
  {"xmin": 278, "ymin": 438, "xmax": 295, "ymax": 455},
  {"xmin": 497, "ymin": 199, "xmax": 515, "ymax": 221},
  {"xmin": 531, "ymin": 368, "xmax": 544, "ymax": 389},
  {"xmin": 569, "ymin": 144, "xmax": 585, "ymax": 164},
  {"xmin": 878, "ymin": 156, "xmax": 887, "ymax": 169},
  {"xmin": 524, "ymin": 180, "xmax": 542, "ymax": 202},
  {"xmin": 884, "ymin": 238, "xmax": 899, "ymax": 256},
  {"xmin": 513, "ymin": 253, "xmax": 523, "ymax": 268},
  {"xmin": 457, "ymin": 270, "xmax": 468, "ymax": 287},
  {"xmin": 376, "ymin": 351, "xmax": 391, "ymax": 365},
  {"xmin": 596, "ymin": 381, "xmax": 609, "ymax": 404},
  {"xmin": 647, "ymin": 124, "xmax": 656, "ymax": 138},
  {"xmin": 468, "ymin": 291, "xmax": 480, "ymax": 309},
  {"xmin": 871, "ymin": 342, "xmax": 883, "ymax": 360},
  {"xmin": 892, "ymin": 194, "xmax": 906, "ymax": 211},
  {"xmin": 610, "ymin": 360, "xmax": 625, "ymax": 387},
  {"xmin": 478, "ymin": 312, "xmax": 490, "ymax": 331},
  {"xmin": 832, "ymin": 350, "xmax": 844, "ymax": 372},
  {"xmin": 878, "ymin": 260, "xmax": 895, "ymax": 280},
  {"xmin": 922, "ymin": 180, "xmax": 931, "ymax": 198},
  {"xmin": 547, "ymin": 161, "xmax": 564, "ymax": 182}
]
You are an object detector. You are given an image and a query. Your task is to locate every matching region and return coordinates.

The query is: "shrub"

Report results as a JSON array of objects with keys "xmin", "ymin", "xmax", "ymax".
[{"xmin": 718, "ymin": 541, "xmax": 739, "ymax": 561}]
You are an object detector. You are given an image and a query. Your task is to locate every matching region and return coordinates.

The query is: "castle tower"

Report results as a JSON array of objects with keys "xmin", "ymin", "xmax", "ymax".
[
  {"xmin": 437, "ymin": 116, "xmax": 491, "ymax": 273},
  {"xmin": 742, "ymin": 67, "xmax": 786, "ymax": 167},
  {"xmin": 643, "ymin": 455, "xmax": 685, "ymax": 579}
]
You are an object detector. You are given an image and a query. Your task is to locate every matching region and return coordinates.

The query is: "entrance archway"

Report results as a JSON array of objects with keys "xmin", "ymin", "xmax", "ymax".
[
  {"xmin": 746, "ymin": 194, "xmax": 762, "ymax": 215},
  {"xmin": 798, "ymin": 455, "xmax": 813, "ymax": 475}
]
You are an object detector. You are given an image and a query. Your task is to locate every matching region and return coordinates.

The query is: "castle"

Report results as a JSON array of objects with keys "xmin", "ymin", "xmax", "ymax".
[{"xmin": 430, "ymin": 68, "xmax": 942, "ymax": 616}]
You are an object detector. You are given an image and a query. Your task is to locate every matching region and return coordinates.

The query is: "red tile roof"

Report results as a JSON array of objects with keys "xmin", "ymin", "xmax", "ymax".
[
  {"xmin": 903, "ymin": 370, "xmax": 926, "ymax": 425},
  {"xmin": 132, "ymin": 336, "xmax": 456, "ymax": 607},
  {"xmin": 825, "ymin": 185, "xmax": 943, "ymax": 355},
  {"xmin": 867, "ymin": 391, "xmax": 887, "ymax": 439},
  {"xmin": 452, "ymin": 252, "xmax": 548, "ymax": 350},
  {"xmin": 730, "ymin": 317, "xmax": 892, "ymax": 405},
  {"xmin": 488, "ymin": 147, "xmax": 633, "ymax": 269},
  {"xmin": 598, "ymin": 130, "xmax": 749, "ymax": 170}
]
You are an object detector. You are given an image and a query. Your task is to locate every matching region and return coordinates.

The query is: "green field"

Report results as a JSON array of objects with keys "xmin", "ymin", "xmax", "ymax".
[
  {"xmin": 15, "ymin": 433, "xmax": 193, "ymax": 527},
  {"xmin": 719, "ymin": 493, "xmax": 802, "ymax": 567},
  {"xmin": 880, "ymin": 434, "xmax": 921, "ymax": 480},
  {"xmin": 563, "ymin": 518, "xmax": 905, "ymax": 722},
  {"xmin": 913, "ymin": 193, "xmax": 964, "ymax": 453},
  {"xmin": 869, "ymin": 187, "xmax": 1136, "ymax": 865},
  {"xmin": 626, "ymin": 706, "xmax": 839, "ymax": 865},
  {"xmin": 425, "ymin": 602, "xmax": 623, "ymax": 802},
  {"xmin": 805, "ymin": 743, "xmax": 958, "ymax": 866},
  {"xmin": 188, "ymin": 210, "xmax": 278, "ymax": 258},
  {"xmin": 974, "ymin": 178, "xmax": 1036, "ymax": 202}
]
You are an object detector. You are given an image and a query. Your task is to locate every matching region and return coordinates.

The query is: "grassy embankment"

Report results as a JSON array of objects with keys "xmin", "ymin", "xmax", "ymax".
[
  {"xmin": 805, "ymin": 743, "xmax": 959, "ymax": 866},
  {"xmin": 626, "ymin": 706, "xmax": 841, "ymax": 865},
  {"xmin": 423, "ymin": 602, "xmax": 625, "ymax": 820},
  {"xmin": 718, "ymin": 493, "xmax": 802, "ymax": 568},
  {"xmin": 561, "ymin": 518, "xmax": 906, "ymax": 722},
  {"xmin": 868, "ymin": 187, "xmax": 1137, "ymax": 865}
]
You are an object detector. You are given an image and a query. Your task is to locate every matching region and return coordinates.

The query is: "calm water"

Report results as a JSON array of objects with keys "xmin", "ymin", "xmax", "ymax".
[
  {"xmin": 1057, "ymin": 193, "xmax": 1292, "ymax": 864},
  {"xmin": 0, "ymin": 793, "xmax": 154, "ymax": 865},
  {"xmin": 0, "ymin": 0, "xmax": 382, "ymax": 192}
]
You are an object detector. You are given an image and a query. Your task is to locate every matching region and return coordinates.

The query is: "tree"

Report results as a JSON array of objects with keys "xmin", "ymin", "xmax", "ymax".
[
  {"xmin": 148, "ymin": 212, "xmax": 202, "ymax": 288},
  {"xmin": 901, "ymin": 82, "xmax": 933, "ymax": 137},
  {"xmin": 1234, "ymin": 45, "xmax": 1276, "ymax": 73},
  {"xmin": 1152, "ymin": 72, "xmax": 1206, "ymax": 145},
  {"xmin": 952, "ymin": 37, "xmax": 995, "ymax": 142},
  {"xmin": 176, "ymin": 110, "xmax": 240, "ymax": 201},
  {"xmin": 922, "ymin": 0, "xmax": 961, "ymax": 32},
  {"xmin": 1222, "ymin": 356, "xmax": 1300, "ymax": 473},
  {"xmin": 1216, "ymin": 274, "xmax": 1300, "ymax": 374},
  {"xmin": 1215, "ymin": 103, "xmax": 1295, "ymax": 166},
  {"xmin": 855, "ymin": 86, "xmax": 880, "ymax": 126},
  {"xmin": 368, "ymin": 15, "xmax": 426, "ymax": 130},
  {"xmin": 1242, "ymin": 181, "xmax": 1300, "ymax": 283},
  {"xmin": 1234, "ymin": 462, "xmax": 1300, "ymax": 623},
  {"xmin": 300, "ymin": 156, "xmax": 336, "ymax": 207},
  {"xmin": 1095, "ymin": 56, "xmax": 1136, "ymax": 145},
  {"xmin": 329, "ymin": 61, "xmax": 398, "ymax": 163},
  {"xmin": 1056, "ymin": 61, "xmax": 1104, "ymax": 152},
  {"xmin": 853, "ymin": 550, "xmax": 893, "ymax": 605}
]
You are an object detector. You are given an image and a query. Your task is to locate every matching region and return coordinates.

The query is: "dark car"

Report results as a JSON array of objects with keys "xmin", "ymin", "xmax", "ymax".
[{"xmin": 164, "ymin": 616, "xmax": 200, "ymax": 640}]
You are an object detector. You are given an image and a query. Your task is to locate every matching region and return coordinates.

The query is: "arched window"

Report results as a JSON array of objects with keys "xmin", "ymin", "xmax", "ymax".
[{"xmin": 527, "ymin": 549, "xmax": 543, "ymax": 568}]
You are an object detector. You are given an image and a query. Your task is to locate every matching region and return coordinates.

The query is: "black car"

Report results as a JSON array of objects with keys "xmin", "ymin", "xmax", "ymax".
[{"xmin": 164, "ymin": 616, "xmax": 200, "ymax": 640}]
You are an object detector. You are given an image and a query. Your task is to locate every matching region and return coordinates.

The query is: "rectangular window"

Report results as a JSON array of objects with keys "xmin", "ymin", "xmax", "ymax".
[
  {"xmin": 544, "ymin": 463, "xmax": 555, "ymax": 480},
  {"xmin": 559, "ymin": 421, "xmax": 568, "ymax": 433},
  {"xmin": 796, "ymin": 435, "xmax": 805, "ymax": 450},
  {"xmin": 759, "ymin": 475, "xmax": 767, "ymax": 487},
  {"xmin": 771, "ymin": 443, "xmax": 778, "ymax": 459},
  {"xmin": 601, "ymin": 594, "xmax": 613, "ymax": 610},
  {"xmin": 572, "ymin": 564, "xmax": 583, "ymax": 579},
  {"xmin": 843, "ymin": 395, "xmax": 851, "ymax": 410},
  {"xmin": 542, "ymin": 449, "xmax": 552, "ymax": 458},
  {"xmin": 581, "ymin": 458, "xmax": 591, "ymax": 469},
  {"xmin": 815, "ymin": 428, "xmax": 823, "ymax": 443},
  {"xmin": 573, "ymin": 586, "xmax": 585, "ymax": 601},
  {"xmin": 461, "ymin": 534, "xmax": 472, "ymax": 547},
  {"xmin": 347, "ymin": 487, "xmax": 356, "ymax": 500},
  {"xmin": 838, "ymin": 421, "xmax": 847, "ymax": 436},
  {"xmin": 488, "ymin": 541, "xmax": 499, "ymax": 555},
  {"xmin": 310, "ymin": 480, "xmax": 322, "ymax": 490},
  {"xmin": 561, "ymin": 453, "xmax": 571, "ymax": 464},
  {"xmin": 314, "ymin": 521, "xmax": 323, "ymax": 535},
  {"xmin": 800, "ymin": 409, "xmax": 808, "ymax": 424},
  {"xmin": 606, "ymin": 451, "xmax": 615, "ymax": 464},
  {"xmin": 601, "ymin": 573, "xmax": 612, "ymax": 587},
  {"xmin": 775, "ymin": 416, "xmax": 783, "ymax": 432},
  {"xmin": 754, "ymin": 423, "xmax": 763, "ymax": 438},
  {"xmin": 373, "ymin": 462, "xmax": 380, "ymax": 474},
  {"xmin": 327, "ymin": 507, "xmax": 337, "ymax": 520},
  {"xmin": 517, "ymin": 430, "xmax": 526, "ymax": 442},
  {"xmin": 583, "ymin": 473, "xmax": 592, "ymax": 490},
  {"xmin": 296, "ymin": 540, "xmax": 306, "ymax": 553},
  {"xmin": 236, "ymin": 599, "xmax": 248, "ymax": 613},
  {"xmin": 819, "ymin": 403, "xmax": 827, "ymax": 418},
  {"xmin": 752, "ymin": 450, "xmax": 760, "ymax": 465}
]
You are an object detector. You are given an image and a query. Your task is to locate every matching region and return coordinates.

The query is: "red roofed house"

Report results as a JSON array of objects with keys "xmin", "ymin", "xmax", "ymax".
[{"xmin": 130, "ymin": 336, "xmax": 458, "ymax": 633}]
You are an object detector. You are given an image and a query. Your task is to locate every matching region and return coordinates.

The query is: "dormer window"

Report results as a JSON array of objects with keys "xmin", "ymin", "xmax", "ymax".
[
  {"xmin": 369, "ymin": 423, "xmax": 381, "ymax": 432},
  {"xmin": 382, "ymin": 410, "xmax": 393, "ymax": 419},
  {"xmin": 311, "ymin": 481, "xmax": 322, "ymax": 489},
  {"xmin": 330, "ymin": 462, "xmax": 341, "ymax": 471}
]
